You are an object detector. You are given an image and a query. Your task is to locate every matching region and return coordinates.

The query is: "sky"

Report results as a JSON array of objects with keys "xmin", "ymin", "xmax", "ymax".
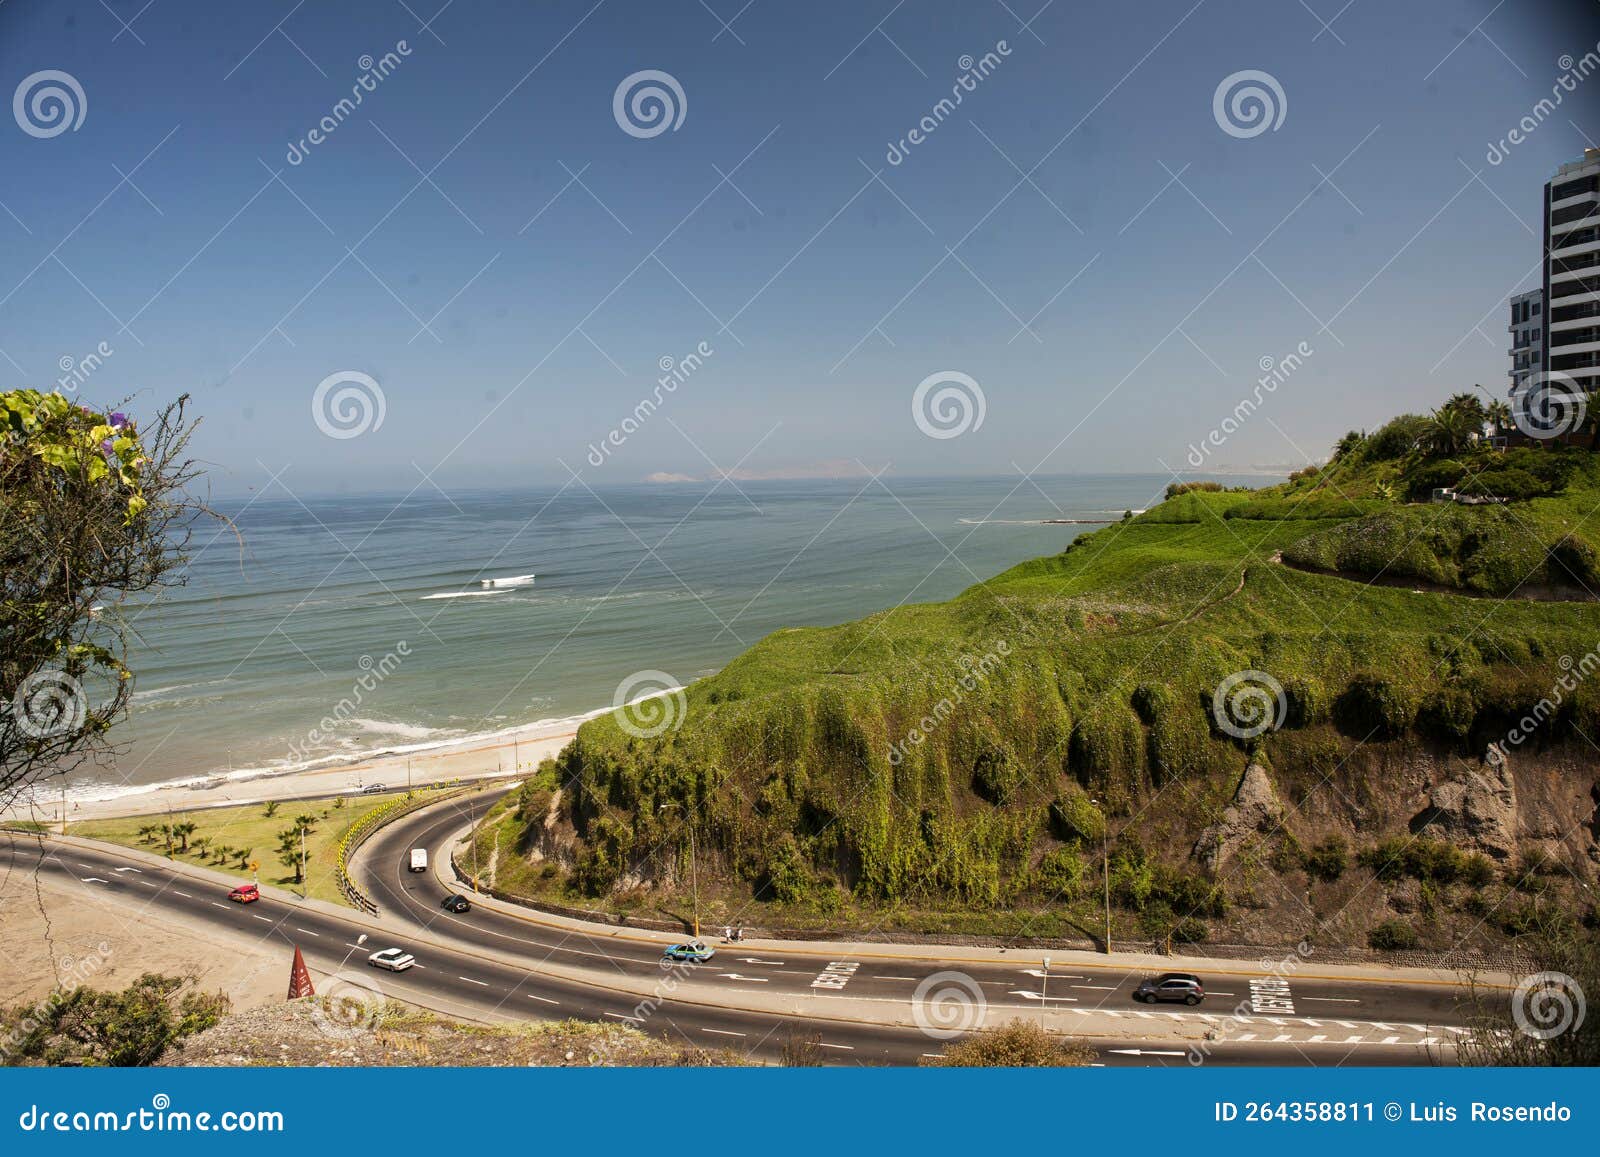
[{"xmin": 1, "ymin": 0, "xmax": 1598, "ymax": 496}]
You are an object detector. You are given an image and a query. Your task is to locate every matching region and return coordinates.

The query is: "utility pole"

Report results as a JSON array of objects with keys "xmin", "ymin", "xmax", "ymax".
[
  {"xmin": 1092, "ymin": 797, "xmax": 1111, "ymax": 955},
  {"xmin": 300, "ymin": 824, "xmax": 307, "ymax": 899},
  {"xmin": 1041, "ymin": 956, "xmax": 1050, "ymax": 1026}
]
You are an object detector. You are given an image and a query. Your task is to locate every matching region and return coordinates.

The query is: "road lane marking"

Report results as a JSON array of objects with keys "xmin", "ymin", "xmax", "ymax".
[
  {"xmin": 718, "ymin": 973, "xmax": 769, "ymax": 983},
  {"xmin": 113, "ymin": 867, "xmax": 142, "ymax": 874},
  {"xmin": 605, "ymin": 1012, "xmax": 642, "ymax": 1022},
  {"xmin": 1071, "ymin": 984, "xmax": 1115, "ymax": 990},
  {"xmin": 252, "ymin": 915, "xmax": 273, "ymax": 922},
  {"xmin": 526, "ymin": 995, "xmax": 559, "ymax": 1005},
  {"xmin": 457, "ymin": 976, "xmax": 489, "ymax": 986},
  {"xmin": 211, "ymin": 902, "xmax": 229, "ymax": 908},
  {"xmin": 873, "ymin": 976, "xmax": 917, "ymax": 981},
  {"xmin": 172, "ymin": 890, "xmax": 191, "ymax": 897},
  {"xmin": 82, "ymin": 877, "xmax": 108, "ymax": 884},
  {"xmin": 295, "ymin": 928, "xmax": 320, "ymax": 936},
  {"xmin": 817, "ymin": 1042, "xmax": 854, "ymax": 1050},
  {"xmin": 702, "ymin": 1028, "xmax": 746, "ymax": 1037}
]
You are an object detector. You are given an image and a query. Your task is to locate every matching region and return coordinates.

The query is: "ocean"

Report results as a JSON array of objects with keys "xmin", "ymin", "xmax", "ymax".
[{"xmin": 71, "ymin": 474, "xmax": 1197, "ymax": 804}]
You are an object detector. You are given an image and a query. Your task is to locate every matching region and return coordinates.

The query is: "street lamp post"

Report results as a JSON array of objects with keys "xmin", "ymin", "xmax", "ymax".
[{"xmin": 659, "ymin": 802, "xmax": 699, "ymax": 940}]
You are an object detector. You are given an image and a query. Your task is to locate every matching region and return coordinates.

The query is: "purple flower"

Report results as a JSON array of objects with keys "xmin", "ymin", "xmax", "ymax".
[
  {"xmin": 108, "ymin": 412, "xmax": 127, "ymax": 428},
  {"xmin": 100, "ymin": 438, "xmax": 115, "ymax": 456}
]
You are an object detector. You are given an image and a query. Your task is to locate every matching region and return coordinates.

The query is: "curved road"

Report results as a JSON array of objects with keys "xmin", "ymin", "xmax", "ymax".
[{"xmin": 1, "ymin": 792, "xmax": 1495, "ymax": 1066}]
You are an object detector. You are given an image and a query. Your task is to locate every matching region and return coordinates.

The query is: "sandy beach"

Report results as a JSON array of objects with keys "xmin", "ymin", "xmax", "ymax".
[{"xmin": 1, "ymin": 719, "xmax": 577, "ymax": 826}]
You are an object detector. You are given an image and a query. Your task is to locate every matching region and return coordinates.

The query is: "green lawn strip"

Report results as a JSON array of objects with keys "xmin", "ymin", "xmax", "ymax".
[{"xmin": 73, "ymin": 789, "xmax": 447, "ymax": 907}]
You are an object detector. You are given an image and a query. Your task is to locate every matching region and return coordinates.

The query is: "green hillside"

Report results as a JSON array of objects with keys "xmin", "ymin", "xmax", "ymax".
[{"xmin": 487, "ymin": 394, "xmax": 1600, "ymax": 949}]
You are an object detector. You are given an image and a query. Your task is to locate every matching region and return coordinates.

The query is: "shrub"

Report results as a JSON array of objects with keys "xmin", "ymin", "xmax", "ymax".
[
  {"xmin": 1359, "ymin": 837, "xmax": 1474, "ymax": 884},
  {"xmin": 1171, "ymin": 917, "xmax": 1209, "ymax": 943},
  {"xmin": 1362, "ymin": 414, "xmax": 1429, "ymax": 461},
  {"xmin": 922, "ymin": 1019, "xmax": 1094, "ymax": 1067},
  {"xmin": 1417, "ymin": 687, "xmax": 1476, "ymax": 744},
  {"xmin": 1164, "ymin": 480, "xmax": 1223, "ymax": 500},
  {"xmin": 1303, "ymin": 837, "xmax": 1348, "ymax": 882},
  {"xmin": 1033, "ymin": 846, "xmax": 1089, "ymax": 899},
  {"xmin": 1334, "ymin": 672, "xmax": 1417, "ymax": 740},
  {"xmin": 1456, "ymin": 467, "xmax": 1549, "ymax": 501},
  {"xmin": 1368, "ymin": 919, "xmax": 1419, "ymax": 950},
  {"xmin": 1048, "ymin": 791, "xmax": 1105, "ymax": 843}
]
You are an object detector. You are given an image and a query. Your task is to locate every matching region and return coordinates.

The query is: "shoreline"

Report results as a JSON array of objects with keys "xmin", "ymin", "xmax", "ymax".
[{"xmin": 1, "ymin": 719, "xmax": 576, "ymax": 825}]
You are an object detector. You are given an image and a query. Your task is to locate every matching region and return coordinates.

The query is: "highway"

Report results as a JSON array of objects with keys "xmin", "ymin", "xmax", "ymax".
[{"xmin": 1, "ymin": 795, "xmax": 1498, "ymax": 1066}]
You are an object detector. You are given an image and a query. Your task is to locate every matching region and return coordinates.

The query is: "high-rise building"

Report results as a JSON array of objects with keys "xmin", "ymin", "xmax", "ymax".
[
  {"xmin": 1509, "ymin": 287, "xmax": 1544, "ymax": 395},
  {"xmin": 1544, "ymin": 148, "xmax": 1600, "ymax": 394}
]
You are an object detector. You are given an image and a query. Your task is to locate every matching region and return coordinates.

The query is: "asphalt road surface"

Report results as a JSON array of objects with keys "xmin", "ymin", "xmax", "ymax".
[{"xmin": 1, "ymin": 801, "xmax": 1492, "ymax": 1067}]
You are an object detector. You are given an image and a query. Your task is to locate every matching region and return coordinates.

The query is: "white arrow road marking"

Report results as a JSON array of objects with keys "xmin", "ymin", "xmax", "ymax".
[
  {"xmin": 702, "ymin": 1028, "xmax": 746, "ymax": 1037},
  {"xmin": 719, "ymin": 973, "xmax": 770, "ymax": 983},
  {"xmin": 739, "ymin": 958, "xmax": 784, "ymax": 965},
  {"xmin": 526, "ymin": 995, "xmax": 559, "ymax": 1005},
  {"xmin": 1007, "ymin": 990, "xmax": 1078, "ymax": 1002},
  {"xmin": 1108, "ymin": 1048, "xmax": 1185, "ymax": 1056}
]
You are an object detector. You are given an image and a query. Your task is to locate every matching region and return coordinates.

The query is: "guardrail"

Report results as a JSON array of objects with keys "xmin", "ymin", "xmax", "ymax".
[{"xmin": 334, "ymin": 788, "xmax": 473, "ymax": 915}]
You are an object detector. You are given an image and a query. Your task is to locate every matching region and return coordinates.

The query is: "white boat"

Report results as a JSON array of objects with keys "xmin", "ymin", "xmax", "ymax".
[{"xmin": 479, "ymin": 573, "xmax": 536, "ymax": 589}]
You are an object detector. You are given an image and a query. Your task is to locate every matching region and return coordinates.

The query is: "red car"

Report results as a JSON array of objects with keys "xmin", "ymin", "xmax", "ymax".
[{"xmin": 228, "ymin": 883, "xmax": 259, "ymax": 904}]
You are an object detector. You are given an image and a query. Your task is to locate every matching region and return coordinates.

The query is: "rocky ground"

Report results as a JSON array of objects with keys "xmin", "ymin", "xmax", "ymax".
[{"xmin": 161, "ymin": 1000, "xmax": 749, "ymax": 1067}]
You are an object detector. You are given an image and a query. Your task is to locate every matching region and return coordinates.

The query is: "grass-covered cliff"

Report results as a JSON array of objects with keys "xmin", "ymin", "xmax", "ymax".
[{"xmin": 474, "ymin": 395, "xmax": 1600, "ymax": 952}]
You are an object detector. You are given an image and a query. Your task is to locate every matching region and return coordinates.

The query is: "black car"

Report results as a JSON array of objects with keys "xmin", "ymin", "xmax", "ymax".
[
  {"xmin": 441, "ymin": 894, "xmax": 471, "ymax": 913},
  {"xmin": 1135, "ymin": 972, "xmax": 1205, "ymax": 1005}
]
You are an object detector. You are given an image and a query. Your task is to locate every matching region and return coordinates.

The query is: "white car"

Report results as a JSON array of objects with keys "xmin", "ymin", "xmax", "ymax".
[{"xmin": 367, "ymin": 947, "xmax": 416, "ymax": 972}]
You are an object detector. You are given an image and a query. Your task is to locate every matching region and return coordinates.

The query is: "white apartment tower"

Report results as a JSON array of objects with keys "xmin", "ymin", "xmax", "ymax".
[{"xmin": 1545, "ymin": 148, "xmax": 1600, "ymax": 394}]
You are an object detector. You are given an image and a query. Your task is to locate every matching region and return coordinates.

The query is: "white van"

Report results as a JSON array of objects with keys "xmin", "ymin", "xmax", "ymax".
[{"xmin": 408, "ymin": 848, "xmax": 428, "ymax": 872}]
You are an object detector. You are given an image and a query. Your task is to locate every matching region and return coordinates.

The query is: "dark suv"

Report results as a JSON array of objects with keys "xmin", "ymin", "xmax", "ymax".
[
  {"xmin": 1135, "ymin": 973, "xmax": 1205, "ymax": 1005},
  {"xmin": 441, "ymin": 894, "xmax": 471, "ymax": 913}
]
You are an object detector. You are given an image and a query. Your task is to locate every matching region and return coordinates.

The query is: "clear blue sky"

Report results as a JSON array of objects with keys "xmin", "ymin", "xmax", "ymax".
[{"xmin": 1, "ymin": 0, "xmax": 1597, "ymax": 494}]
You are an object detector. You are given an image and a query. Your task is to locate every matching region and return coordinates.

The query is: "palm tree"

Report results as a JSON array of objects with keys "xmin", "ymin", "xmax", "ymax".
[
  {"xmin": 1426, "ymin": 405, "xmax": 1476, "ymax": 457},
  {"xmin": 172, "ymin": 821, "xmax": 197, "ymax": 853},
  {"xmin": 1484, "ymin": 398, "xmax": 1511, "ymax": 435}
]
